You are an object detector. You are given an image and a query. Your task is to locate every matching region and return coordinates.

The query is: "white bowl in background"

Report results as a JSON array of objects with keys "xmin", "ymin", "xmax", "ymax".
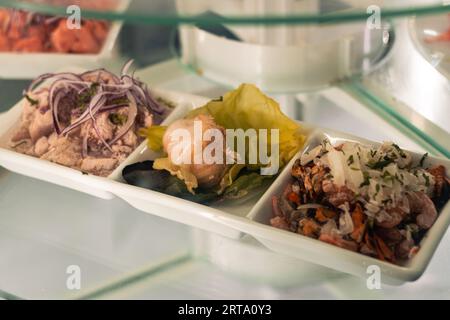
[{"xmin": 0, "ymin": 0, "xmax": 131, "ymax": 79}]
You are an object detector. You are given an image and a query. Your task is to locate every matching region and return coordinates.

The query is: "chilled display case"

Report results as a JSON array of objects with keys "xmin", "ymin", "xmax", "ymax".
[{"xmin": 0, "ymin": 0, "xmax": 449, "ymax": 299}]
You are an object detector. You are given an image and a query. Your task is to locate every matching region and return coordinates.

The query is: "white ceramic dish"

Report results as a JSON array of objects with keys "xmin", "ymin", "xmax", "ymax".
[
  {"xmin": 178, "ymin": 23, "xmax": 389, "ymax": 92},
  {"xmin": 1, "ymin": 85, "xmax": 449, "ymax": 283},
  {"xmin": 0, "ymin": 79, "xmax": 267, "ymax": 239},
  {"xmin": 0, "ymin": 0, "xmax": 130, "ymax": 79},
  {"xmin": 245, "ymin": 129, "xmax": 450, "ymax": 285},
  {"xmin": 0, "ymin": 88, "xmax": 209, "ymax": 199}
]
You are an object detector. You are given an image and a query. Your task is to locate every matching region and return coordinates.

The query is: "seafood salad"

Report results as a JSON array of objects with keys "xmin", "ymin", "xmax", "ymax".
[
  {"xmin": 271, "ymin": 139, "xmax": 450, "ymax": 264},
  {"xmin": 0, "ymin": 7, "xmax": 111, "ymax": 53},
  {"xmin": 9, "ymin": 61, "xmax": 171, "ymax": 176},
  {"xmin": 123, "ymin": 84, "xmax": 305, "ymax": 203}
]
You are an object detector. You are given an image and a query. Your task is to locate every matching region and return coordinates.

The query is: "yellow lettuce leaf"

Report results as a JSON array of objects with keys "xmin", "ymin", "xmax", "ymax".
[
  {"xmin": 142, "ymin": 84, "xmax": 305, "ymax": 196},
  {"xmin": 217, "ymin": 163, "xmax": 246, "ymax": 194},
  {"xmin": 139, "ymin": 126, "xmax": 167, "ymax": 152},
  {"xmin": 188, "ymin": 83, "xmax": 305, "ymax": 169}
]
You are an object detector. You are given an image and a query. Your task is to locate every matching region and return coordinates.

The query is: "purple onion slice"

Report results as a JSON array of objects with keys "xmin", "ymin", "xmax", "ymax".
[{"xmin": 25, "ymin": 60, "xmax": 170, "ymax": 154}]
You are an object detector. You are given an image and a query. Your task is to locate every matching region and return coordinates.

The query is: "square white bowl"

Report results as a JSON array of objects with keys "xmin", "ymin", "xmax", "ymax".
[
  {"xmin": 246, "ymin": 129, "xmax": 450, "ymax": 285},
  {"xmin": 0, "ymin": 0, "xmax": 130, "ymax": 79},
  {"xmin": 0, "ymin": 87, "xmax": 208, "ymax": 199}
]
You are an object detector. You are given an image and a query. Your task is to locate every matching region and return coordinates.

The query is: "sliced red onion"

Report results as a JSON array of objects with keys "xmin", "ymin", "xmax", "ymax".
[
  {"xmin": 26, "ymin": 60, "xmax": 169, "ymax": 152},
  {"xmin": 51, "ymin": 91, "xmax": 64, "ymax": 134},
  {"xmin": 132, "ymin": 78, "xmax": 165, "ymax": 114},
  {"xmin": 81, "ymin": 68, "xmax": 120, "ymax": 84},
  {"xmin": 27, "ymin": 72, "xmax": 83, "ymax": 92},
  {"xmin": 60, "ymin": 92, "xmax": 125, "ymax": 136},
  {"xmin": 100, "ymin": 104, "xmax": 129, "ymax": 112},
  {"xmin": 88, "ymin": 95, "xmax": 113, "ymax": 152},
  {"xmin": 121, "ymin": 59, "xmax": 134, "ymax": 76}
]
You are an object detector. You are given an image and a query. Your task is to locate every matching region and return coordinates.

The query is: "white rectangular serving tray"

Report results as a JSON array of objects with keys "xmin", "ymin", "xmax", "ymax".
[
  {"xmin": 0, "ymin": 0, "xmax": 130, "ymax": 79},
  {"xmin": 1, "ymin": 88, "xmax": 449, "ymax": 285}
]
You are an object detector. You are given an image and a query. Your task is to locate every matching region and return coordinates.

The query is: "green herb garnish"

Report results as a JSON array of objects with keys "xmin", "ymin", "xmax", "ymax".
[
  {"xmin": 77, "ymin": 82, "xmax": 100, "ymax": 110},
  {"xmin": 419, "ymin": 153, "xmax": 428, "ymax": 167},
  {"xmin": 359, "ymin": 172, "xmax": 371, "ymax": 187},
  {"xmin": 110, "ymin": 97, "xmax": 129, "ymax": 105},
  {"xmin": 375, "ymin": 183, "xmax": 381, "ymax": 196},
  {"xmin": 381, "ymin": 171, "xmax": 394, "ymax": 182},
  {"xmin": 392, "ymin": 143, "xmax": 407, "ymax": 158},
  {"xmin": 156, "ymin": 97, "xmax": 176, "ymax": 109},
  {"xmin": 24, "ymin": 94, "xmax": 39, "ymax": 106},
  {"xmin": 423, "ymin": 173, "xmax": 430, "ymax": 187},
  {"xmin": 109, "ymin": 113, "xmax": 128, "ymax": 126},
  {"xmin": 395, "ymin": 173, "xmax": 404, "ymax": 185},
  {"xmin": 347, "ymin": 155, "xmax": 354, "ymax": 166},
  {"xmin": 367, "ymin": 157, "xmax": 393, "ymax": 170}
]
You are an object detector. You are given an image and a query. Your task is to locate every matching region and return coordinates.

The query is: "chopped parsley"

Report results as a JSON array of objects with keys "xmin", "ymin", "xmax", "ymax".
[
  {"xmin": 77, "ymin": 82, "xmax": 100, "ymax": 110},
  {"xmin": 156, "ymin": 97, "xmax": 176, "ymax": 109},
  {"xmin": 423, "ymin": 173, "xmax": 430, "ymax": 187},
  {"xmin": 24, "ymin": 94, "xmax": 39, "ymax": 106},
  {"xmin": 381, "ymin": 171, "xmax": 394, "ymax": 182},
  {"xmin": 109, "ymin": 113, "xmax": 128, "ymax": 126},
  {"xmin": 367, "ymin": 156, "xmax": 394, "ymax": 170},
  {"xmin": 394, "ymin": 173, "xmax": 404, "ymax": 185},
  {"xmin": 392, "ymin": 143, "xmax": 407, "ymax": 158},
  {"xmin": 109, "ymin": 97, "xmax": 129, "ymax": 105},
  {"xmin": 375, "ymin": 183, "xmax": 381, "ymax": 196},
  {"xmin": 347, "ymin": 155, "xmax": 354, "ymax": 166},
  {"xmin": 359, "ymin": 172, "xmax": 371, "ymax": 187},
  {"xmin": 419, "ymin": 153, "xmax": 428, "ymax": 168}
]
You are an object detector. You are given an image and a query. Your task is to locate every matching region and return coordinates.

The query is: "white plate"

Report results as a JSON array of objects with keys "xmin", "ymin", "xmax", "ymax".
[
  {"xmin": 245, "ymin": 129, "xmax": 450, "ymax": 285},
  {"xmin": 0, "ymin": 0, "xmax": 130, "ymax": 79}
]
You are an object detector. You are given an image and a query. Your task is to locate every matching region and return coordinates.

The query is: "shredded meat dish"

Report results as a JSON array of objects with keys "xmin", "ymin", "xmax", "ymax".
[
  {"xmin": 9, "ymin": 63, "xmax": 170, "ymax": 176},
  {"xmin": 271, "ymin": 140, "xmax": 450, "ymax": 264}
]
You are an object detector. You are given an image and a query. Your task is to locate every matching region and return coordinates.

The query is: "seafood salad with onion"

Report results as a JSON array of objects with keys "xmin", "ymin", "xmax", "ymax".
[
  {"xmin": 271, "ymin": 139, "xmax": 450, "ymax": 264},
  {"xmin": 123, "ymin": 84, "xmax": 305, "ymax": 203},
  {"xmin": 9, "ymin": 61, "xmax": 171, "ymax": 176}
]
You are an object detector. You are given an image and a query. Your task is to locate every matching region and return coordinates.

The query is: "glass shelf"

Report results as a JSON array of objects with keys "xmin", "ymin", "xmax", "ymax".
[
  {"xmin": 0, "ymin": 59, "xmax": 446, "ymax": 299},
  {"xmin": 0, "ymin": 0, "xmax": 449, "ymax": 25},
  {"xmin": 1, "ymin": 0, "xmax": 450, "ymax": 300}
]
